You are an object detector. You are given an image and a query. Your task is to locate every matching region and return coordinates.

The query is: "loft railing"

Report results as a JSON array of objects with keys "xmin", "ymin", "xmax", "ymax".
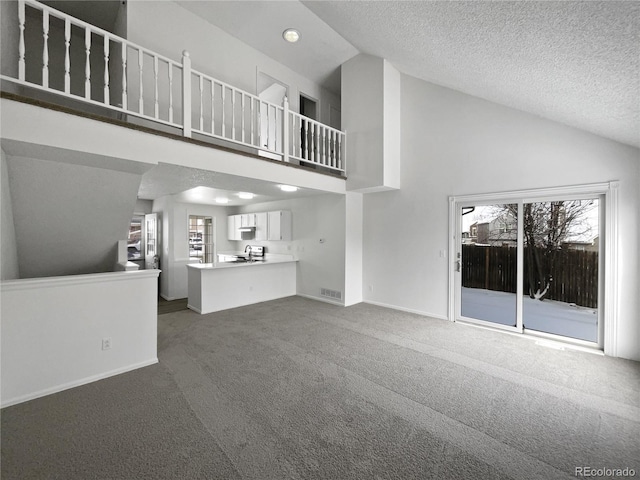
[{"xmin": 0, "ymin": 0, "xmax": 346, "ymax": 175}]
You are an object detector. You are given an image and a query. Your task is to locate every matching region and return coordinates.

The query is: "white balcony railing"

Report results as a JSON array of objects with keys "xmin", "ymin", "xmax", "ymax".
[{"xmin": 0, "ymin": 0, "xmax": 346, "ymax": 174}]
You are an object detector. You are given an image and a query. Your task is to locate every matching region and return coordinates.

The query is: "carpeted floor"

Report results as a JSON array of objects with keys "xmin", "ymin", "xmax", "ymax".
[{"xmin": 2, "ymin": 296, "xmax": 639, "ymax": 479}]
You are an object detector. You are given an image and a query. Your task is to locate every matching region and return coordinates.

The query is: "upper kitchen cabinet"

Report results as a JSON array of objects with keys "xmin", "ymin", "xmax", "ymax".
[
  {"xmin": 228, "ymin": 211, "xmax": 291, "ymax": 241},
  {"xmin": 227, "ymin": 215, "xmax": 241, "ymax": 241},
  {"xmin": 255, "ymin": 212, "xmax": 268, "ymax": 241},
  {"xmin": 268, "ymin": 211, "xmax": 292, "ymax": 241},
  {"xmin": 240, "ymin": 214, "xmax": 256, "ymax": 228}
]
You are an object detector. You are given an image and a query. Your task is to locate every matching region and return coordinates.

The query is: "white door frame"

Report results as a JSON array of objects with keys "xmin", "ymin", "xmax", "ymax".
[{"xmin": 448, "ymin": 182, "xmax": 619, "ymax": 356}]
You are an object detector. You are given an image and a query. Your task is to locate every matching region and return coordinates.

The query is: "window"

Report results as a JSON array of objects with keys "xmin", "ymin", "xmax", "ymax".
[
  {"xmin": 189, "ymin": 215, "xmax": 213, "ymax": 263},
  {"xmin": 127, "ymin": 216, "xmax": 143, "ymax": 260}
]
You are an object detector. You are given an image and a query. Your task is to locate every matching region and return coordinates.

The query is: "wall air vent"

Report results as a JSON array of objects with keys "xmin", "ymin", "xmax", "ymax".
[{"xmin": 321, "ymin": 288, "xmax": 342, "ymax": 300}]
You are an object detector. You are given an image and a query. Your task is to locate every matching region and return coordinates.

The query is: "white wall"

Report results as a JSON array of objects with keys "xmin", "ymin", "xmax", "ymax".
[
  {"xmin": 1, "ymin": 270, "xmax": 159, "ymax": 407},
  {"xmin": 363, "ymin": 74, "xmax": 640, "ymax": 360},
  {"xmin": 125, "ymin": 0, "xmax": 340, "ymax": 123},
  {"xmin": 342, "ymin": 54, "xmax": 401, "ymax": 192},
  {"xmin": 0, "ymin": 149, "xmax": 19, "ymax": 280},
  {"xmin": 235, "ymin": 194, "xmax": 347, "ymax": 303},
  {"xmin": 153, "ymin": 196, "xmax": 235, "ymax": 300},
  {"xmin": 6, "ymin": 155, "xmax": 142, "ymax": 278}
]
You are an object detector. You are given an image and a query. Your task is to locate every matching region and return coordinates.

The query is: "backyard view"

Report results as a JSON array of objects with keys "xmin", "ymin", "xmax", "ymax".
[{"xmin": 461, "ymin": 199, "xmax": 599, "ymax": 342}]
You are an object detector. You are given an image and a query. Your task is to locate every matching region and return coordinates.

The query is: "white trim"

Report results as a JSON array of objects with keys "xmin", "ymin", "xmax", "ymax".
[
  {"xmin": 603, "ymin": 181, "xmax": 619, "ymax": 356},
  {"xmin": 187, "ymin": 303, "xmax": 203, "ymax": 313},
  {"xmin": 365, "ymin": 300, "xmax": 448, "ymax": 321},
  {"xmin": 457, "ymin": 316, "xmax": 519, "ymax": 333},
  {"xmin": 0, "ymin": 269, "xmax": 160, "ymax": 291},
  {"xmin": 447, "ymin": 196, "xmax": 457, "ymax": 323},
  {"xmin": 160, "ymin": 293, "xmax": 179, "ymax": 302},
  {"xmin": 448, "ymin": 182, "xmax": 618, "ymax": 356},
  {"xmin": 1, "ymin": 358, "xmax": 158, "ymax": 408}
]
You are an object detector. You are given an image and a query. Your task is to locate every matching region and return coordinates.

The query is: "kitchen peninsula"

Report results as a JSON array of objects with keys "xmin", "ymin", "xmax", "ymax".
[{"xmin": 186, "ymin": 254, "xmax": 297, "ymax": 314}]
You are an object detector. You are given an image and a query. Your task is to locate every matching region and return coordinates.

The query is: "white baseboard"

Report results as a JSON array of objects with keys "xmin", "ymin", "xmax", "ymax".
[
  {"xmin": 187, "ymin": 304, "xmax": 202, "ymax": 314},
  {"xmin": 297, "ymin": 293, "xmax": 345, "ymax": 306},
  {"xmin": 1, "ymin": 358, "xmax": 159, "ymax": 408},
  {"xmin": 364, "ymin": 300, "xmax": 449, "ymax": 321},
  {"xmin": 160, "ymin": 293, "xmax": 178, "ymax": 301}
]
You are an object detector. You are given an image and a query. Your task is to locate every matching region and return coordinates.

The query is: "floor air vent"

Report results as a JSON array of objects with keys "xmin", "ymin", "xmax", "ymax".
[{"xmin": 321, "ymin": 288, "xmax": 342, "ymax": 300}]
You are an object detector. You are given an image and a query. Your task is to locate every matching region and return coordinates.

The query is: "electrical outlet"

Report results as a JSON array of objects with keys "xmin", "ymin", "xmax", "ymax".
[{"xmin": 102, "ymin": 338, "xmax": 112, "ymax": 350}]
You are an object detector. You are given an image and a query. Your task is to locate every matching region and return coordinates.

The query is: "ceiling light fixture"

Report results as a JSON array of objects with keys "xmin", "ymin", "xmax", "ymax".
[
  {"xmin": 282, "ymin": 28, "xmax": 300, "ymax": 43},
  {"xmin": 279, "ymin": 185, "xmax": 298, "ymax": 192},
  {"xmin": 215, "ymin": 197, "xmax": 229, "ymax": 204},
  {"xmin": 238, "ymin": 192, "xmax": 255, "ymax": 200}
]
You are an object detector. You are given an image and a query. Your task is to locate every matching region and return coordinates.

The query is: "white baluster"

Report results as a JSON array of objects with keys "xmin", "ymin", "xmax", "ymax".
[
  {"xmin": 181, "ymin": 50, "xmax": 191, "ymax": 138},
  {"xmin": 153, "ymin": 56, "xmax": 159, "ymax": 118},
  {"xmin": 315, "ymin": 123, "xmax": 320, "ymax": 164},
  {"xmin": 42, "ymin": 11, "xmax": 49, "ymax": 88},
  {"xmin": 332, "ymin": 131, "xmax": 337, "ymax": 168},
  {"xmin": 64, "ymin": 19, "xmax": 71, "ymax": 93},
  {"xmin": 18, "ymin": 0, "xmax": 25, "ymax": 81},
  {"xmin": 258, "ymin": 101, "xmax": 262, "ymax": 147},
  {"xmin": 221, "ymin": 87, "xmax": 226, "ymax": 137},
  {"xmin": 322, "ymin": 128, "xmax": 327, "ymax": 165},
  {"xmin": 241, "ymin": 94, "xmax": 245, "ymax": 143},
  {"xmin": 168, "ymin": 63, "xmax": 173, "ymax": 123},
  {"xmin": 103, "ymin": 36, "xmax": 110, "ymax": 104},
  {"xmin": 337, "ymin": 134, "xmax": 342, "ymax": 170},
  {"xmin": 85, "ymin": 27, "xmax": 91, "ymax": 99},
  {"xmin": 210, "ymin": 80, "xmax": 215, "ymax": 134},
  {"xmin": 283, "ymin": 97, "xmax": 289, "ymax": 162},
  {"xmin": 198, "ymin": 75, "xmax": 203, "ymax": 131},
  {"xmin": 250, "ymin": 97, "xmax": 255, "ymax": 145},
  {"xmin": 138, "ymin": 49, "xmax": 144, "ymax": 114},
  {"xmin": 231, "ymin": 88, "xmax": 236, "ymax": 140},
  {"xmin": 304, "ymin": 118, "xmax": 309, "ymax": 160},
  {"xmin": 121, "ymin": 42, "xmax": 127, "ymax": 110}
]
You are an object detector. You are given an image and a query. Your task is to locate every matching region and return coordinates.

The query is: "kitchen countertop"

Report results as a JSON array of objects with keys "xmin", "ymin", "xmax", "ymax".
[{"xmin": 187, "ymin": 254, "xmax": 297, "ymax": 270}]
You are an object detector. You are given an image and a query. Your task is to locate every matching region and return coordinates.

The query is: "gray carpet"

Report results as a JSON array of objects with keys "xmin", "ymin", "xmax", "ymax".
[{"xmin": 2, "ymin": 296, "xmax": 639, "ymax": 479}]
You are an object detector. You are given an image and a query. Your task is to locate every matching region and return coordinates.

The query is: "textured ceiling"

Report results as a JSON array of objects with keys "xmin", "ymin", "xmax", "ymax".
[
  {"xmin": 304, "ymin": 0, "xmax": 639, "ymax": 148},
  {"xmin": 184, "ymin": 0, "xmax": 639, "ymax": 148}
]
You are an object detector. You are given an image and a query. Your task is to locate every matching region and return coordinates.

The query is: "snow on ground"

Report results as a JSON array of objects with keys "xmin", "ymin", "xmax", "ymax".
[{"xmin": 461, "ymin": 287, "xmax": 597, "ymax": 342}]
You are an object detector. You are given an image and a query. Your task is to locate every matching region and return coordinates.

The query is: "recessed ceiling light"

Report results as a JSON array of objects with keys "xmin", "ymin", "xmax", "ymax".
[
  {"xmin": 279, "ymin": 185, "xmax": 298, "ymax": 192},
  {"xmin": 282, "ymin": 28, "xmax": 300, "ymax": 43},
  {"xmin": 215, "ymin": 197, "xmax": 229, "ymax": 204},
  {"xmin": 238, "ymin": 192, "xmax": 255, "ymax": 200}
]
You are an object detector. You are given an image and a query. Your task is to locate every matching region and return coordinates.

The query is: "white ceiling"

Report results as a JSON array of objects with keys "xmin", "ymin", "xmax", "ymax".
[
  {"xmin": 181, "ymin": 0, "xmax": 639, "ymax": 148},
  {"xmin": 138, "ymin": 163, "xmax": 329, "ymax": 206}
]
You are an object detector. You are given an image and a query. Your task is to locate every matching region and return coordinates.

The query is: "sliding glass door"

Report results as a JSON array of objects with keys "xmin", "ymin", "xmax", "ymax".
[
  {"xmin": 454, "ymin": 192, "xmax": 604, "ymax": 347},
  {"xmin": 521, "ymin": 199, "xmax": 600, "ymax": 342},
  {"xmin": 460, "ymin": 203, "xmax": 518, "ymax": 329}
]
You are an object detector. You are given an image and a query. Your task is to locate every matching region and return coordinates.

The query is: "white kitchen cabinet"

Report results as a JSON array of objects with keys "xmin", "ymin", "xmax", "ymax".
[
  {"xmin": 255, "ymin": 212, "xmax": 268, "ymax": 241},
  {"xmin": 227, "ymin": 215, "xmax": 241, "ymax": 241},
  {"xmin": 267, "ymin": 210, "xmax": 292, "ymax": 241},
  {"xmin": 241, "ymin": 213, "xmax": 256, "ymax": 227}
]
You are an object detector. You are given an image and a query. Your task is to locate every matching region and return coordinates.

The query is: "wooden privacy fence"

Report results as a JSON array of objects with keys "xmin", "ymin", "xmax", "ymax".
[{"xmin": 461, "ymin": 245, "xmax": 598, "ymax": 308}]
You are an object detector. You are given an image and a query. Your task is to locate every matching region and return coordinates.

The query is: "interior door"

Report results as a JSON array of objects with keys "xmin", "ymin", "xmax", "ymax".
[
  {"xmin": 144, "ymin": 213, "xmax": 158, "ymax": 269},
  {"xmin": 457, "ymin": 203, "xmax": 519, "ymax": 330}
]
